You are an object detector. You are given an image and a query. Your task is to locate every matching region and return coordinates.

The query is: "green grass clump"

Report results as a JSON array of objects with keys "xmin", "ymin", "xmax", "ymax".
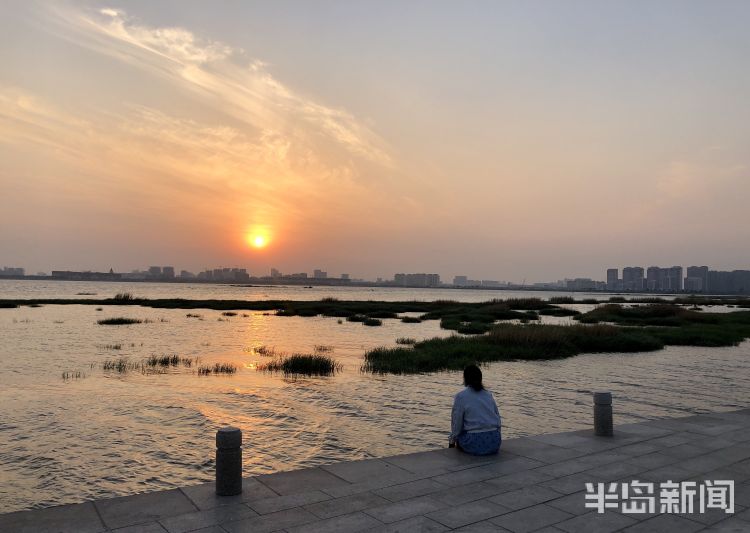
[
  {"xmin": 113, "ymin": 292, "xmax": 135, "ymax": 301},
  {"xmin": 549, "ymin": 296, "xmax": 576, "ymax": 304},
  {"xmin": 97, "ymin": 317, "xmax": 143, "ymax": 325},
  {"xmin": 576, "ymin": 304, "xmax": 718, "ymax": 326},
  {"xmin": 396, "ymin": 337, "xmax": 416, "ymax": 345},
  {"xmin": 62, "ymin": 370, "xmax": 85, "ymax": 380},
  {"xmin": 347, "ymin": 314, "xmax": 367, "ymax": 322},
  {"xmin": 401, "ymin": 316, "xmax": 422, "ymax": 323},
  {"xmin": 366, "ymin": 311, "xmax": 398, "ymax": 319},
  {"xmin": 362, "ymin": 323, "xmax": 664, "ymax": 374},
  {"xmin": 363, "ymin": 306, "xmax": 750, "ymax": 374},
  {"xmin": 222, "ymin": 311, "xmax": 237, "ymax": 316},
  {"xmin": 0, "ymin": 303, "xmax": 18, "ymax": 308},
  {"xmin": 197, "ymin": 362, "xmax": 238, "ymax": 375},
  {"xmin": 259, "ymin": 354, "xmax": 341, "ymax": 376},
  {"xmin": 363, "ymin": 317, "xmax": 383, "ymax": 326}
]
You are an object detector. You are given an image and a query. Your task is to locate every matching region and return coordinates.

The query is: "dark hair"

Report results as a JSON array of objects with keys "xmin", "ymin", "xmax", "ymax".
[{"xmin": 463, "ymin": 364, "xmax": 483, "ymax": 391}]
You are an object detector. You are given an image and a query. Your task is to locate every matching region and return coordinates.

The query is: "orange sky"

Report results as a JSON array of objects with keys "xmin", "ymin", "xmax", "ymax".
[{"xmin": 1, "ymin": 2, "xmax": 750, "ymax": 281}]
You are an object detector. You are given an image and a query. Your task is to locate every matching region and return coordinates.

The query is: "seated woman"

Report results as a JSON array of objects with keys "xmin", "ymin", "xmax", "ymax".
[{"xmin": 449, "ymin": 364, "xmax": 501, "ymax": 455}]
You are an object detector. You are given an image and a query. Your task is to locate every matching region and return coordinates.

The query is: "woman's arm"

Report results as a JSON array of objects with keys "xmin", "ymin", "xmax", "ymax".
[{"xmin": 449, "ymin": 396, "xmax": 463, "ymax": 445}]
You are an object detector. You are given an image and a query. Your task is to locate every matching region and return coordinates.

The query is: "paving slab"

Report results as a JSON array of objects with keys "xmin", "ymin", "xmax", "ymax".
[
  {"xmin": 179, "ymin": 478, "xmax": 277, "ymax": 510},
  {"xmin": 489, "ymin": 502, "xmax": 574, "ymax": 533},
  {"xmin": 246, "ymin": 489, "xmax": 330, "ymax": 515},
  {"xmin": 363, "ymin": 495, "xmax": 445, "ymax": 523},
  {"xmin": 157, "ymin": 503, "xmax": 256, "ymax": 533},
  {"xmin": 554, "ymin": 510, "xmax": 638, "ymax": 533},
  {"xmin": 256, "ymin": 466, "xmax": 349, "ymax": 496},
  {"xmin": 111, "ymin": 522, "xmax": 168, "ymax": 533},
  {"xmin": 0, "ymin": 501, "xmax": 105, "ymax": 533},
  {"xmin": 303, "ymin": 491, "xmax": 390, "ymax": 519},
  {"xmin": 426, "ymin": 498, "xmax": 511, "ymax": 529},
  {"xmin": 488, "ymin": 485, "xmax": 563, "ymax": 511},
  {"xmin": 285, "ymin": 510, "xmax": 383, "ymax": 533},
  {"xmin": 621, "ymin": 513, "xmax": 705, "ymax": 533},
  {"xmin": 221, "ymin": 506, "xmax": 317, "ymax": 533},
  {"xmin": 95, "ymin": 489, "xmax": 198, "ymax": 530},
  {"xmin": 429, "ymin": 480, "xmax": 508, "ymax": 506},
  {"xmin": 363, "ymin": 514, "xmax": 449, "ymax": 532},
  {"xmin": 321, "ymin": 458, "xmax": 414, "ymax": 485},
  {"xmin": 373, "ymin": 478, "xmax": 447, "ymax": 502}
]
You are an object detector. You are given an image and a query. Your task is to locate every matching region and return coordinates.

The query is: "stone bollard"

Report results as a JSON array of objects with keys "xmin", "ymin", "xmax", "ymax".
[
  {"xmin": 593, "ymin": 392, "xmax": 613, "ymax": 436},
  {"xmin": 216, "ymin": 426, "xmax": 242, "ymax": 496}
]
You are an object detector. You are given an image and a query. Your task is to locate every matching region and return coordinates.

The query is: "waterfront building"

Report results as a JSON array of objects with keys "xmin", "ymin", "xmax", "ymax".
[
  {"xmin": 394, "ymin": 273, "xmax": 441, "ymax": 287},
  {"xmin": 51, "ymin": 270, "xmax": 122, "ymax": 281},
  {"xmin": 686, "ymin": 266, "xmax": 709, "ymax": 292},
  {"xmin": 606, "ymin": 268, "xmax": 619, "ymax": 290},
  {"xmin": 622, "ymin": 267, "xmax": 644, "ymax": 291}
]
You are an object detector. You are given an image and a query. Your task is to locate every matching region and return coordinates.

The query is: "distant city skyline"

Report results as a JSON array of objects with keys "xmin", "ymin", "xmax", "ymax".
[
  {"xmin": 3, "ymin": 261, "xmax": 749, "ymax": 293},
  {"xmin": 2, "ymin": 2, "xmax": 750, "ymax": 279}
]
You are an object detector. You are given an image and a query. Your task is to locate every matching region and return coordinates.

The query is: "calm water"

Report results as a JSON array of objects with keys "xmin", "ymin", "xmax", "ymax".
[{"xmin": 1, "ymin": 280, "xmax": 748, "ymax": 512}]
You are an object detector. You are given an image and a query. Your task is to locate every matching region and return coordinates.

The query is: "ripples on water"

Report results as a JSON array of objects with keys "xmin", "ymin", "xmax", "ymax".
[{"xmin": 1, "ymin": 280, "xmax": 749, "ymax": 511}]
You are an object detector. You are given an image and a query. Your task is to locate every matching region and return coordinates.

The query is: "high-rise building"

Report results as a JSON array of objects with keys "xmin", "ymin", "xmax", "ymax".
[
  {"xmin": 313, "ymin": 269, "xmax": 327, "ymax": 279},
  {"xmin": 270, "ymin": 268, "xmax": 281, "ymax": 278},
  {"xmin": 685, "ymin": 266, "xmax": 709, "ymax": 292},
  {"xmin": 606, "ymin": 268, "xmax": 619, "ymax": 290},
  {"xmin": 622, "ymin": 267, "xmax": 644, "ymax": 291},
  {"xmin": 148, "ymin": 266, "xmax": 162, "ymax": 277},
  {"xmin": 162, "ymin": 266, "xmax": 175, "ymax": 278},
  {"xmin": 667, "ymin": 266, "xmax": 683, "ymax": 291}
]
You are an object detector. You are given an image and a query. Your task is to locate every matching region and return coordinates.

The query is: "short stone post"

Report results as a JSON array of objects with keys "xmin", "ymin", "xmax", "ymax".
[
  {"xmin": 216, "ymin": 426, "xmax": 242, "ymax": 496},
  {"xmin": 593, "ymin": 392, "xmax": 613, "ymax": 436}
]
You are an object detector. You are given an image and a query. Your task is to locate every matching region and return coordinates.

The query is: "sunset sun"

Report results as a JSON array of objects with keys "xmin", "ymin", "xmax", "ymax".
[{"xmin": 249, "ymin": 234, "xmax": 268, "ymax": 249}]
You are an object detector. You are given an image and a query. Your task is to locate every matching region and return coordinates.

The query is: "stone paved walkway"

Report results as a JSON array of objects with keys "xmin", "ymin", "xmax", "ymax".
[{"xmin": 3, "ymin": 409, "xmax": 750, "ymax": 532}]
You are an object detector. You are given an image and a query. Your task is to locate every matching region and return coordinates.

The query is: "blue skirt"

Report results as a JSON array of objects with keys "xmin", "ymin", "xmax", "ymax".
[{"xmin": 457, "ymin": 429, "xmax": 501, "ymax": 456}]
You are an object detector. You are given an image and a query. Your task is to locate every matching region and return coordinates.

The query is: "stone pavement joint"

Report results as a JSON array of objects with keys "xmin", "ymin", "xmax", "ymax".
[{"xmin": 2, "ymin": 408, "xmax": 750, "ymax": 532}]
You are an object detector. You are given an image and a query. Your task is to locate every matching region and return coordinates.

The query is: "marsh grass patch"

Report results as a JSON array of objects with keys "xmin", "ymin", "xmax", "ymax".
[
  {"xmin": 197, "ymin": 362, "xmax": 237, "ymax": 375},
  {"xmin": 259, "ymin": 354, "xmax": 341, "ymax": 377},
  {"xmin": 97, "ymin": 317, "xmax": 142, "ymax": 326}
]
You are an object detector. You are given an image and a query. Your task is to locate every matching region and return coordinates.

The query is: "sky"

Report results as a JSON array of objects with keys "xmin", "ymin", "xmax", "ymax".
[{"xmin": 1, "ymin": 0, "xmax": 749, "ymax": 283}]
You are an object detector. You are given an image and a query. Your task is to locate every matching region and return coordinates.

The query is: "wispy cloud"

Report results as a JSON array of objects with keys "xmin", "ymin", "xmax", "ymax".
[{"xmin": 50, "ymin": 5, "xmax": 392, "ymax": 166}]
